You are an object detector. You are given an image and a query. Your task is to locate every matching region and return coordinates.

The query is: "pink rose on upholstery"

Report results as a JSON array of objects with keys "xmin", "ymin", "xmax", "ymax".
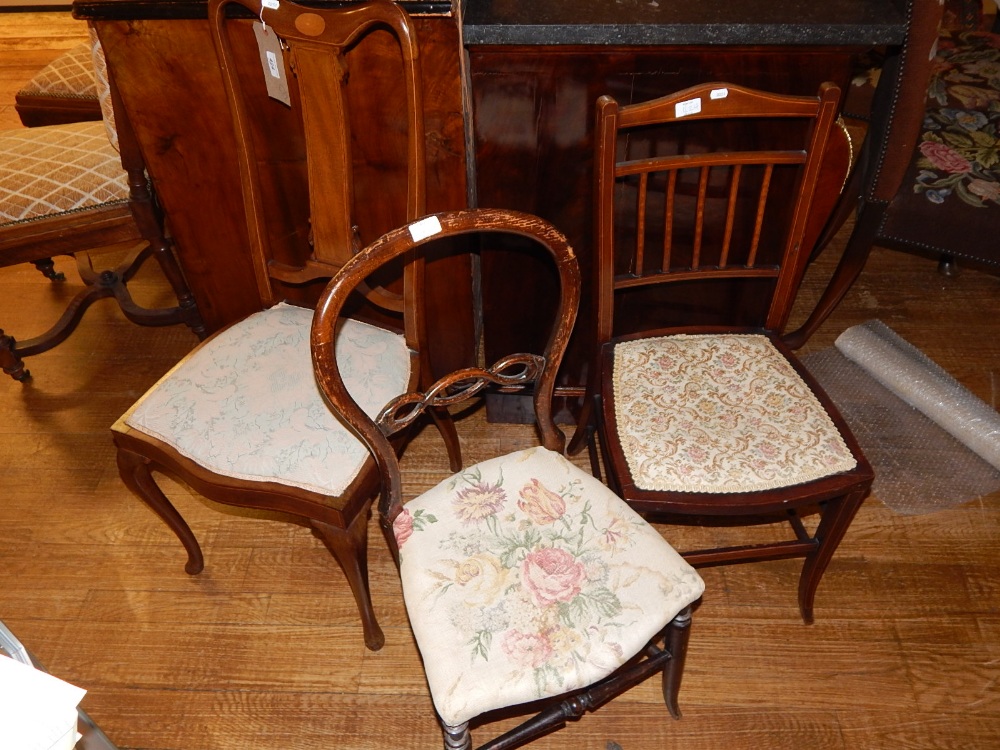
[
  {"xmin": 393, "ymin": 508, "xmax": 413, "ymax": 549},
  {"xmin": 500, "ymin": 629, "xmax": 553, "ymax": 669},
  {"xmin": 517, "ymin": 479, "xmax": 566, "ymax": 525},
  {"xmin": 522, "ymin": 547, "xmax": 586, "ymax": 607},
  {"xmin": 453, "ymin": 481, "xmax": 507, "ymax": 524},
  {"xmin": 919, "ymin": 141, "xmax": 972, "ymax": 173}
]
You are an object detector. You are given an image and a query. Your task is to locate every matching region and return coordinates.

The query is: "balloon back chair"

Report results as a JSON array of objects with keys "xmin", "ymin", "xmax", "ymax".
[
  {"xmin": 569, "ymin": 82, "xmax": 874, "ymax": 624},
  {"xmin": 111, "ymin": 0, "xmax": 459, "ymax": 651},
  {"xmin": 311, "ymin": 207, "xmax": 705, "ymax": 750},
  {"xmin": 0, "ymin": 28, "xmax": 205, "ymax": 381}
]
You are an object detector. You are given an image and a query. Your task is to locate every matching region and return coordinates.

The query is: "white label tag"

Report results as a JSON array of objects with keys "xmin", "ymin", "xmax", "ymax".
[
  {"xmin": 262, "ymin": 0, "xmax": 279, "ymax": 8},
  {"xmin": 265, "ymin": 50, "xmax": 280, "ymax": 79},
  {"xmin": 675, "ymin": 97, "xmax": 702, "ymax": 118},
  {"xmin": 252, "ymin": 22, "xmax": 290, "ymax": 107},
  {"xmin": 408, "ymin": 216, "xmax": 443, "ymax": 242},
  {"xmin": 710, "ymin": 88, "xmax": 729, "ymax": 100}
]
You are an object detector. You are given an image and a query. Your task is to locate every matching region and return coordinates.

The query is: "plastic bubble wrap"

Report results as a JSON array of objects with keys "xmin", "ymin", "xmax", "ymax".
[{"xmin": 802, "ymin": 320, "xmax": 1000, "ymax": 515}]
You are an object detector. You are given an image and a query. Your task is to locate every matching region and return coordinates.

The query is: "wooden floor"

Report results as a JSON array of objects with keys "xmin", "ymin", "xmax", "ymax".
[{"xmin": 3, "ymin": 11, "xmax": 1000, "ymax": 750}]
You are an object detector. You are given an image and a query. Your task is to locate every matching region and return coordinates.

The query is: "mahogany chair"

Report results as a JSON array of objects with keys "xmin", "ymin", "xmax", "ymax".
[
  {"xmin": 312, "ymin": 207, "xmax": 705, "ymax": 750},
  {"xmin": 15, "ymin": 40, "xmax": 102, "ymax": 128},
  {"xmin": 111, "ymin": 0, "xmax": 459, "ymax": 652},
  {"xmin": 787, "ymin": 0, "xmax": 999, "ymax": 346},
  {"xmin": 569, "ymin": 82, "xmax": 874, "ymax": 624},
  {"xmin": 0, "ymin": 30, "xmax": 204, "ymax": 381}
]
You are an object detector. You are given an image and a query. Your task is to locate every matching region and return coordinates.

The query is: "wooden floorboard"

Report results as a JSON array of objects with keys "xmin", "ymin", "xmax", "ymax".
[{"xmin": 2, "ymin": 10, "xmax": 1000, "ymax": 749}]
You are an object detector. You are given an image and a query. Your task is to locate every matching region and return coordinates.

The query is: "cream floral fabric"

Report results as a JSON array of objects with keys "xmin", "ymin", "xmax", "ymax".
[
  {"xmin": 124, "ymin": 303, "xmax": 411, "ymax": 496},
  {"xmin": 17, "ymin": 42, "xmax": 97, "ymax": 101},
  {"xmin": 612, "ymin": 334, "xmax": 857, "ymax": 493},
  {"xmin": 393, "ymin": 446, "xmax": 705, "ymax": 727},
  {"xmin": 0, "ymin": 121, "xmax": 128, "ymax": 227}
]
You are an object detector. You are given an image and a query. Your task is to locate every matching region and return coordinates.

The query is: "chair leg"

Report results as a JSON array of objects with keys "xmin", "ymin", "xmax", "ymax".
[
  {"xmin": 115, "ymin": 446, "xmax": 204, "ymax": 575},
  {"xmin": 7, "ymin": 244, "xmax": 202, "ymax": 380},
  {"xmin": 124, "ymin": 156, "xmax": 206, "ymax": 340},
  {"xmin": 31, "ymin": 258, "xmax": 65, "ymax": 281},
  {"xmin": 662, "ymin": 605, "xmax": 693, "ymax": 719},
  {"xmin": 797, "ymin": 487, "xmax": 868, "ymax": 624},
  {"xmin": 783, "ymin": 201, "xmax": 883, "ymax": 349},
  {"xmin": 441, "ymin": 721, "xmax": 471, "ymax": 750},
  {"xmin": 429, "ymin": 406, "xmax": 463, "ymax": 473},
  {"xmin": 311, "ymin": 514, "xmax": 385, "ymax": 652},
  {"xmin": 0, "ymin": 329, "xmax": 29, "ymax": 381}
]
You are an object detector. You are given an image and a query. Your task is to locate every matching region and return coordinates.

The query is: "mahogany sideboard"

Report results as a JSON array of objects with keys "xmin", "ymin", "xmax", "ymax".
[{"xmin": 72, "ymin": 0, "xmax": 907, "ymax": 415}]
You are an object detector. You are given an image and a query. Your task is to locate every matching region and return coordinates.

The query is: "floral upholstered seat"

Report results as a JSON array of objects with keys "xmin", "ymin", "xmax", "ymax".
[
  {"xmin": 122, "ymin": 303, "xmax": 410, "ymax": 495},
  {"xmin": 612, "ymin": 334, "xmax": 858, "ymax": 494},
  {"xmin": 393, "ymin": 445, "xmax": 705, "ymax": 728}
]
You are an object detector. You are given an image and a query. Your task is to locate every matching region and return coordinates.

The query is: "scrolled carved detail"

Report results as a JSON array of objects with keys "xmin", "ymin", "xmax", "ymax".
[{"xmin": 377, "ymin": 353, "xmax": 545, "ymax": 435}]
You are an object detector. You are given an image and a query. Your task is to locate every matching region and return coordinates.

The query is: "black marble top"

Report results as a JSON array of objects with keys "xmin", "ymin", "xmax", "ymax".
[{"xmin": 461, "ymin": 0, "xmax": 908, "ymax": 46}]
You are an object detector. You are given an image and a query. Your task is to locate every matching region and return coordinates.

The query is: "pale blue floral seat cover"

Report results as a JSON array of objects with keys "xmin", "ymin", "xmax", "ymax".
[
  {"xmin": 123, "ymin": 302, "xmax": 410, "ymax": 496},
  {"xmin": 392, "ymin": 446, "xmax": 705, "ymax": 728}
]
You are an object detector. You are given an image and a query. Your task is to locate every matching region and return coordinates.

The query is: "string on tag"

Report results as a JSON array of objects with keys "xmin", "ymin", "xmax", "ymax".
[{"xmin": 259, "ymin": 0, "xmax": 280, "ymax": 31}]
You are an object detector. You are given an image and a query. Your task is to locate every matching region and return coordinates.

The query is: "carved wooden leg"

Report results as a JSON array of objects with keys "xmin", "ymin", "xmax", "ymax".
[
  {"xmin": 0, "ymin": 329, "xmax": 29, "ymax": 381},
  {"xmin": 566, "ymin": 390, "xmax": 595, "ymax": 457},
  {"xmin": 662, "ymin": 606, "xmax": 693, "ymax": 719},
  {"xmin": 311, "ymin": 513, "xmax": 384, "ymax": 652},
  {"xmin": 115, "ymin": 446, "xmax": 204, "ymax": 575},
  {"xmin": 798, "ymin": 487, "xmax": 868, "ymax": 624},
  {"xmin": 124, "ymin": 161, "xmax": 206, "ymax": 340},
  {"xmin": 32, "ymin": 258, "xmax": 65, "ymax": 281},
  {"xmin": 429, "ymin": 406, "xmax": 463, "ymax": 473},
  {"xmin": 441, "ymin": 721, "xmax": 471, "ymax": 750}
]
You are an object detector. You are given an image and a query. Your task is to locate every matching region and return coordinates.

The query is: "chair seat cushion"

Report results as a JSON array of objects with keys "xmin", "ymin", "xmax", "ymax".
[
  {"xmin": 0, "ymin": 121, "xmax": 127, "ymax": 227},
  {"xmin": 393, "ymin": 446, "xmax": 705, "ymax": 727},
  {"xmin": 16, "ymin": 42, "xmax": 98, "ymax": 101},
  {"xmin": 611, "ymin": 333, "xmax": 857, "ymax": 493},
  {"xmin": 123, "ymin": 303, "xmax": 410, "ymax": 496}
]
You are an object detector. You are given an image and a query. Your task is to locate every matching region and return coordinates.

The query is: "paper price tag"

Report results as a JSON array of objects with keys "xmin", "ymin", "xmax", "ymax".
[
  {"xmin": 253, "ymin": 21, "xmax": 291, "ymax": 107},
  {"xmin": 675, "ymin": 97, "xmax": 702, "ymax": 118},
  {"xmin": 408, "ymin": 216, "xmax": 443, "ymax": 242}
]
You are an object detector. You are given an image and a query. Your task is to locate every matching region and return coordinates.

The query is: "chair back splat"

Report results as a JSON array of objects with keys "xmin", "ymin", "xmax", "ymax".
[
  {"xmin": 572, "ymin": 81, "xmax": 873, "ymax": 626},
  {"xmin": 312, "ymin": 207, "xmax": 705, "ymax": 750},
  {"xmin": 110, "ymin": 0, "xmax": 459, "ymax": 654}
]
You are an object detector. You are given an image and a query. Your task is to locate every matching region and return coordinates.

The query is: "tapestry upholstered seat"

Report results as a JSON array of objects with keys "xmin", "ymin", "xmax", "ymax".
[{"xmin": 610, "ymin": 334, "xmax": 858, "ymax": 494}]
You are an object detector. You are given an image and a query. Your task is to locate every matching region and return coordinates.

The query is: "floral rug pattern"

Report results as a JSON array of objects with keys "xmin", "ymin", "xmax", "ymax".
[{"xmin": 915, "ymin": 31, "xmax": 1000, "ymax": 207}]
